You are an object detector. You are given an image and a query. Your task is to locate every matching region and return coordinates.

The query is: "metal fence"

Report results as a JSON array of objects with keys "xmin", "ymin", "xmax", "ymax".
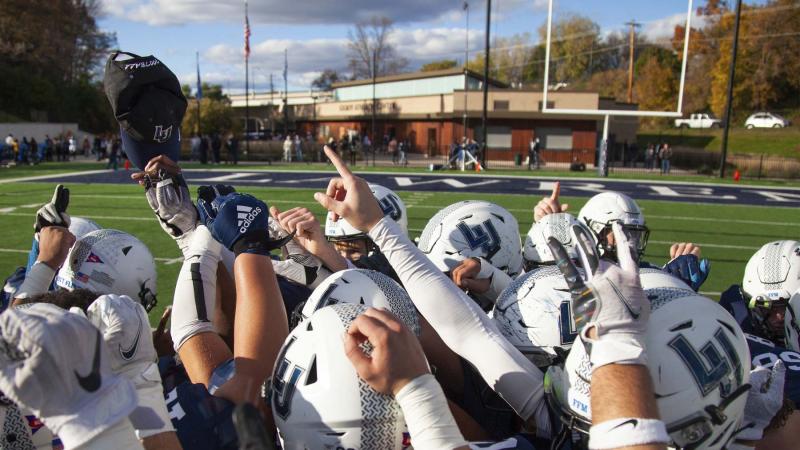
[{"xmin": 182, "ymin": 140, "xmax": 800, "ymax": 180}]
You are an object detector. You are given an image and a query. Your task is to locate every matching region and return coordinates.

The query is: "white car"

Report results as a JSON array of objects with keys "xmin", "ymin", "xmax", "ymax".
[
  {"xmin": 674, "ymin": 113, "xmax": 721, "ymax": 129},
  {"xmin": 745, "ymin": 112, "xmax": 790, "ymax": 129}
]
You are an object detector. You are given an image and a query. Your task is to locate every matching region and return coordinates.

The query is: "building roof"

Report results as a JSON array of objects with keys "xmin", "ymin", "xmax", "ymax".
[{"xmin": 331, "ymin": 67, "xmax": 508, "ymax": 89}]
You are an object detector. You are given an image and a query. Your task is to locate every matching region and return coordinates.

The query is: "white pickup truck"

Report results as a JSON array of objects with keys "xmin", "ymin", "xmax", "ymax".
[{"xmin": 674, "ymin": 113, "xmax": 722, "ymax": 129}]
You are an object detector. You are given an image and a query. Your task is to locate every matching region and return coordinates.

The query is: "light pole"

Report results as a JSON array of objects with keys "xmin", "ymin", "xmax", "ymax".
[
  {"xmin": 371, "ymin": 48, "xmax": 377, "ymax": 167},
  {"xmin": 719, "ymin": 0, "xmax": 743, "ymax": 178},
  {"xmin": 481, "ymin": 0, "xmax": 491, "ymax": 168},
  {"xmin": 463, "ymin": 1, "xmax": 469, "ymax": 142}
]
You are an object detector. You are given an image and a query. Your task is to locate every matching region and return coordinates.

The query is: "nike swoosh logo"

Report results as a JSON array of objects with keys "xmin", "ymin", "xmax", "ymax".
[
  {"xmin": 119, "ymin": 312, "xmax": 143, "ymax": 360},
  {"xmin": 612, "ymin": 418, "xmax": 639, "ymax": 430},
  {"xmin": 608, "ymin": 280, "xmax": 640, "ymax": 319},
  {"xmin": 75, "ymin": 329, "xmax": 102, "ymax": 392}
]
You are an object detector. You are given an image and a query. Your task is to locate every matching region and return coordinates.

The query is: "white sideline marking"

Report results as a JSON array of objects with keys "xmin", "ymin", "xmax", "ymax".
[
  {"xmin": 1, "ymin": 212, "xmax": 152, "ymax": 222},
  {"xmin": 649, "ymin": 240, "xmax": 759, "ymax": 250},
  {"xmin": 0, "ymin": 170, "xmax": 109, "ymax": 184}
]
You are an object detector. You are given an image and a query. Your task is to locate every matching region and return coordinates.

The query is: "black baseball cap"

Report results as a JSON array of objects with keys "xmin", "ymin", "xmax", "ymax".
[{"xmin": 103, "ymin": 51, "xmax": 187, "ymax": 169}]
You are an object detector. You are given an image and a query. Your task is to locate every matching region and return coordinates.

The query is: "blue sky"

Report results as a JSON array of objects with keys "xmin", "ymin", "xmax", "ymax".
[{"xmin": 98, "ymin": 0, "xmax": 721, "ymax": 94}]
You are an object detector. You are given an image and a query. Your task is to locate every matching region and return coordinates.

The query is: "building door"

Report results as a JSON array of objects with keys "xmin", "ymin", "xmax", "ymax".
[{"xmin": 427, "ymin": 128, "xmax": 437, "ymax": 155}]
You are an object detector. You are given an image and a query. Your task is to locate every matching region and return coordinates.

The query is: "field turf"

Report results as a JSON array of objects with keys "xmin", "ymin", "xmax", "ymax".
[{"xmin": 1, "ymin": 181, "xmax": 798, "ymax": 326}]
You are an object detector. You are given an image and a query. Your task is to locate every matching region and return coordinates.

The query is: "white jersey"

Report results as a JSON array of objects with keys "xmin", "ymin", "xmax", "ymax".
[{"xmin": 368, "ymin": 217, "xmax": 548, "ymax": 428}]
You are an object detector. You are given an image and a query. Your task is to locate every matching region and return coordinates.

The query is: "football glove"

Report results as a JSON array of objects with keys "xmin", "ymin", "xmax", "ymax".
[
  {"xmin": 197, "ymin": 189, "xmax": 293, "ymax": 256},
  {"xmin": 34, "ymin": 184, "xmax": 70, "ymax": 232},
  {"xmin": 662, "ymin": 254, "xmax": 710, "ymax": 292},
  {"xmin": 548, "ymin": 222, "xmax": 649, "ymax": 370},
  {"xmin": 144, "ymin": 170, "xmax": 198, "ymax": 240},
  {"xmin": 738, "ymin": 360, "xmax": 786, "ymax": 441}
]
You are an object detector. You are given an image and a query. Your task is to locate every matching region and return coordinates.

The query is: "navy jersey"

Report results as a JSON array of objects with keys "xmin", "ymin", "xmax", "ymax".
[
  {"xmin": 159, "ymin": 357, "xmax": 239, "ymax": 450},
  {"xmin": 745, "ymin": 333, "xmax": 800, "ymax": 405},
  {"xmin": 718, "ymin": 284, "xmax": 756, "ymax": 334}
]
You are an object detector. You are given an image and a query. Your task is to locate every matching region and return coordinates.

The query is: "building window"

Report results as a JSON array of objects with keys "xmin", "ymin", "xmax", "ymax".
[
  {"xmin": 538, "ymin": 101, "xmax": 555, "ymax": 111},
  {"xmin": 493, "ymin": 100, "xmax": 509, "ymax": 111},
  {"xmin": 535, "ymin": 127, "xmax": 572, "ymax": 150},
  {"xmin": 483, "ymin": 126, "xmax": 511, "ymax": 150}
]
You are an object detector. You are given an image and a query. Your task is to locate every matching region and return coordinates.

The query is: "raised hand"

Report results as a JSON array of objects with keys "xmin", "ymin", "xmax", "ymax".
[
  {"xmin": 197, "ymin": 189, "xmax": 292, "ymax": 256},
  {"xmin": 739, "ymin": 360, "xmax": 786, "ymax": 441},
  {"xmin": 134, "ymin": 155, "xmax": 197, "ymax": 239},
  {"xmin": 343, "ymin": 308, "xmax": 429, "ymax": 396},
  {"xmin": 662, "ymin": 254, "xmax": 710, "ymax": 292},
  {"xmin": 547, "ymin": 222, "xmax": 649, "ymax": 369},
  {"xmin": 313, "ymin": 146, "xmax": 383, "ymax": 232},
  {"xmin": 34, "ymin": 184, "xmax": 70, "ymax": 232},
  {"xmin": 533, "ymin": 181, "xmax": 569, "ymax": 222}
]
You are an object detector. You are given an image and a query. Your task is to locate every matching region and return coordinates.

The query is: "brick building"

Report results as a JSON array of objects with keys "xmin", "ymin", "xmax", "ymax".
[{"xmin": 229, "ymin": 68, "xmax": 637, "ymax": 165}]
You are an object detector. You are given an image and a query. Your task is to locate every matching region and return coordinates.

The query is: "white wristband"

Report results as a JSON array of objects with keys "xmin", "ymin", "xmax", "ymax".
[
  {"xmin": 395, "ymin": 374, "xmax": 467, "ymax": 450},
  {"xmin": 16, "ymin": 261, "xmax": 56, "ymax": 300},
  {"xmin": 589, "ymin": 417, "xmax": 669, "ymax": 450}
]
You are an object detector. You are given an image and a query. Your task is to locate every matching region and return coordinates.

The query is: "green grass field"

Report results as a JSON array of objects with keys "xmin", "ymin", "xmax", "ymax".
[
  {"xmin": 639, "ymin": 127, "xmax": 800, "ymax": 159},
  {"xmin": 2, "ymin": 177, "xmax": 798, "ymax": 326}
]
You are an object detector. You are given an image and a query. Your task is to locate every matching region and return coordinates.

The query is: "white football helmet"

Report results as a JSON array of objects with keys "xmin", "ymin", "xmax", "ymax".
[
  {"xmin": 577, "ymin": 191, "xmax": 649, "ymax": 258},
  {"xmin": 522, "ymin": 213, "xmax": 595, "ymax": 271},
  {"xmin": 786, "ymin": 289, "xmax": 800, "ymax": 352},
  {"xmin": 273, "ymin": 304, "xmax": 411, "ymax": 450},
  {"xmin": 743, "ymin": 240, "xmax": 800, "ymax": 341},
  {"xmin": 68, "ymin": 216, "xmax": 101, "ymax": 239},
  {"xmin": 546, "ymin": 288, "xmax": 750, "ymax": 450},
  {"xmin": 492, "ymin": 265, "xmax": 580, "ymax": 367},
  {"xmin": 418, "ymin": 200, "xmax": 523, "ymax": 276},
  {"xmin": 297, "ymin": 269, "xmax": 419, "ymax": 336},
  {"xmin": 639, "ymin": 266, "xmax": 693, "ymax": 291},
  {"xmin": 55, "ymin": 229, "xmax": 158, "ymax": 311},
  {"xmin": 325, "ymin": 184, "xmax": 408, "ymax": 240}
]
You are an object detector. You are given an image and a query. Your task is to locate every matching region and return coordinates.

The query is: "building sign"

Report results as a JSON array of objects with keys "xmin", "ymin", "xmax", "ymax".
[{"xmin": 338, "ymin": 101, "xmax": 400, "ymax": 113}]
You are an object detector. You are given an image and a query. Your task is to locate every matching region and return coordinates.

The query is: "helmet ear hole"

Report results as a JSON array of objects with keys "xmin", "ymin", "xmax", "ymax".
[{"xmin": 305, "ymin": 356, "xmax": 318, "ymax": 385}]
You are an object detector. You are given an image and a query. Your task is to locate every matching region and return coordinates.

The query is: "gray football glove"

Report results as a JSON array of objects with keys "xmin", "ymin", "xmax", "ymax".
[
  {"xmin": 548, "ymin": 222, "xmax": 649, "ymax": 369},
  {"xmin": 144, "ymin": 172, "xmax": 198, "ymax": 241},
  {"xmin": 738, "ymin": 360, "xmax": 786, "ymax": 441}
]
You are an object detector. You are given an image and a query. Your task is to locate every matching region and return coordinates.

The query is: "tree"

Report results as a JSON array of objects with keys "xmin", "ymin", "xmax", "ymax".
[
  {"xmin": 347, "ymin": 16, "xmax": 408, "ymax": 79},
  {"xmin": 466, "ymin": 33, "xmax": 536, "ymax": 85},
  {"xmin": 421, "ymin": 60, "xmax": 458, "ymax": 72},
  {"xmin": 635, "ymin": 48, "xmax": 679, "ymax": 127},
  {"xmin": 181, "ymin": 97, "xmax": 240, "ymax": 137},
  {"xmin": 538, "ymin": 14, "xmax": 601, "ymax": 83},
  {"xmin": 311, "ymin": 69, "xmax": 341, "ymax": 90}
]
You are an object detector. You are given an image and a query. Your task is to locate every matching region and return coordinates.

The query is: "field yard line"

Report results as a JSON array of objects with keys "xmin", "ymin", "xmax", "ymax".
[
  {"xmin": 0, "ymin": 170, "xmax": 109, "ymax": 184},
  {"xmin": 645, "ymin": 215, "xmax": 796, "ymax": 227},
  {"xmin": 0, "ymin": 248, "xmax": 180, "ymax": 264}
]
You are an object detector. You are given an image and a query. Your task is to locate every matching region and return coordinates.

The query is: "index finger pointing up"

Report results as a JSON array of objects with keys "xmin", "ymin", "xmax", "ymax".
[
  {"xmin": 325, "ymin": 146, "xmax": 353, "ymax": 179},
  {"xmin": 551, "ymin": 181, "xmax": 561, "ymax": 201}
]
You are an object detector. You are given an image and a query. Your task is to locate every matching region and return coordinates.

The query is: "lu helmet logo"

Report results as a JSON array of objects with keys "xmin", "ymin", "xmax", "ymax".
[{"xmin": 237, "ymin": 205, "xmax": 262, "ymax": 233}]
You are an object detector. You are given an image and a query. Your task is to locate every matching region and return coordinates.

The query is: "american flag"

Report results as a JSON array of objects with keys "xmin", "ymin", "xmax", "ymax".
[{"xmin": 244, "ymin": 1, "xmax": 251, "ymax": 58}]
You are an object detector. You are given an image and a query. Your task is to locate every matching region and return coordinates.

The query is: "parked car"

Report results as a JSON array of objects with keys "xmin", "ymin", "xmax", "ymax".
[
  {"xmin": 745, "ymin": 112, "xmax": 790, "ymax": 129},
  {"xmin": 674, "ymin": 113, "xmax": 722, "ymax": 129}
]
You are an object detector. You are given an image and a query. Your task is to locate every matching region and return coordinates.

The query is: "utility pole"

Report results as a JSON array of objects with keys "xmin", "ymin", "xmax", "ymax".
[
  {"xmin": 283, "ymin": 48, "xmax": 288, "ymax": 137},
  {"xmin": 720, "ymin": 0, "xmax": 743, "ymax": 178},
  {"xmin": 372, "ymin": 48, "xmax": 377, "ymax": 167},
  {"xmin": 270, "ymin": 73, "xmax": 275, "ymax": 135},
  {"xmin": 481, "ymin": 0, "xmax": 491, "ymax": 168},
  {"xmin": 463, "ymin": 1, "xmax": 469, "ymax": 141},
  {"xmin": 625, "ymin": 20, "xmax": 640, "ymax": 104}
]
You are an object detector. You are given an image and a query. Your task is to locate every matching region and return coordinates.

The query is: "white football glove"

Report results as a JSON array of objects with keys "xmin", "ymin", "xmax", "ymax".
[
  {"xmin": 34, "ymin": 184, "xmax": 70, "ymax": 233},
  {"xmin": 0, "ymin": 303, "xmax": 138, "ymax": 449},
  {"xmin": 268, "ymin": 217, "xmax": 324, "ymax": 286},
  {"xmin": 145, "ymin": 173, "xmax": 198, "ymax": 254},
  {"xmin": 548, "ymin": 222, "xmax": 649, "ymax": 370},
  {"xmin": 86, "ymin": 294, "xmax": 171, "ymax": 438},
  {"xmin": 738, "ymin": 360, "xmax": 786, "ymax": 441}
]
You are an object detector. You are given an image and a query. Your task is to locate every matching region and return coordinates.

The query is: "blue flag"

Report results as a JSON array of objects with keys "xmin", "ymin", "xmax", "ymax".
[{"xmin": 196, "ymin": 51, "xmax": 203, "ymax": 100}]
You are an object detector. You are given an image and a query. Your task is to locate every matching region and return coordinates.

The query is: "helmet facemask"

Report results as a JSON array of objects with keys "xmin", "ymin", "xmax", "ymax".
[
  {"xmin": 592, "ymin": 220, "xmax": 649, "ymax": 262},
  {"xmin": 747, "ymin": 295, "xmax": 788, "ymax": 343}
]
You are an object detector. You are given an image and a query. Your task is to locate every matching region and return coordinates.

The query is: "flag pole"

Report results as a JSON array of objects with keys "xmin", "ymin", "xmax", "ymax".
[
  {"xmin": 244, "ymin": 0, "xmax": 250, "ymax": 157},
  {"xmin": 195, "ymin": 51, "xmax": 201, "ymax": 137}
]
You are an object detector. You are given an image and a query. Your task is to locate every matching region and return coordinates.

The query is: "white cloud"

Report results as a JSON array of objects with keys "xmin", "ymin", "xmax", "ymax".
[
  {"xmin": 101, "ymin": 0, "xmax": 469, "ymax": 26},
  {"xmin": 641, "ymin": 12, "xmax": 708, "ymax": 42}
]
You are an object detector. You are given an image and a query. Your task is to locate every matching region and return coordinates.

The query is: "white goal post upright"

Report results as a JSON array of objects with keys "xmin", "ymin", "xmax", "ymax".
[{"xmin": 541, "ymin": 0, "xmax": 694, "ymax": 176}]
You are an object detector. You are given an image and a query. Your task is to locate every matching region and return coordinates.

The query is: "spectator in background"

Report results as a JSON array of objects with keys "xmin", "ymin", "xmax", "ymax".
[
  {"xmin": 294, "ymin": 133, "xmax": 303, "ymax": 162},
  {"xmin": 45, "ymin": 135, "xmax": 54, "ymax": 161},
  {"xmin": 82, "ymin": 137, "xmax": 90, "ymax": 157},
  {"xmin": 528, "ymin": 137, "xmax": 541, "ymax": 170},
  {"xmin": 68, "ymin": 135, "xmax": 76, "ymax": 159},
  {"xmin": 19, "ymin": 137, "xmax": 29, "ymax": 164},
  {"xmin": 283, "ymin": 135, "xmax": 293, "ymax": 162},
  {"xmin": 29, "ymin": 137, "xmax": 38, "ymax": 164},
  {"xmin": 106, "ymin": 136, "xmax": 119, "ymax": 170},
  {"xmin": 189, "ymin": 133, "xmax": 201, "ymax": 161},
  {"xmin": 659, "ymin": 142, "xmax": 672, "ymax": 174},
  {"xmin": 388, "ymin": 136, "xmax": 398, "ymax": 165},
  {"xmin": 93, "ymin": 135, "xmax": 101, "ymax": 160},
  {"xmin": 211, "ymin": 132, "xmax": 222, "ymax": 164},
  {"xmin": 645, "ymin": 143, "xmax": 655, "ymax": 171},
  {"xmin": 61, "ymin": 136, "xmax": 70, "ymax": 161},
  {"xmin": 199, "ymin": 134, "xmax": 209, "ymax": 164},
  {"xmin": 226, "ymin": 133, "xmax": 239, "ymax": 165}
]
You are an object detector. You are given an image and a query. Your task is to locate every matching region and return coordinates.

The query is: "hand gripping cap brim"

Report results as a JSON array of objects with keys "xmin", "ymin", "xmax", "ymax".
[{"xmin": 120, "ymin": 125, "xmax": 180, "ymax": 170}]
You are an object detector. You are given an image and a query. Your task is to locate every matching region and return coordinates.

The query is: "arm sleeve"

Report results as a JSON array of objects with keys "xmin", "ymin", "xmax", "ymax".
[
  {"xmin": 476, "ymin": 257, "xmax": 514, "ymax": 304},
  {"xmin": 368, "ymin": 217, "xmax": 545, "ymax": 421}
]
